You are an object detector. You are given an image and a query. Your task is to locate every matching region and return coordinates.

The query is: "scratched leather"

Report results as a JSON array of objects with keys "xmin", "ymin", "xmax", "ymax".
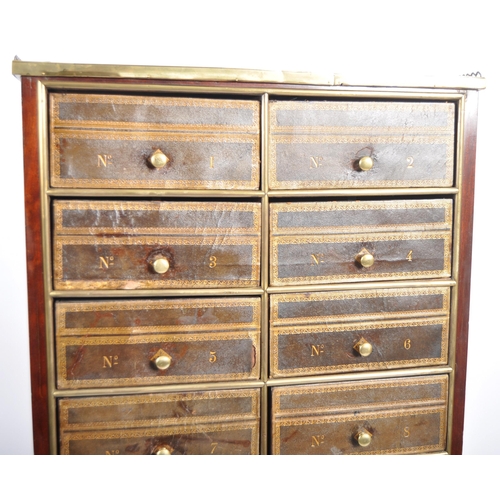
[{"xmin": 59, "ymin": 389, "xmax": 260, "ymax": 455}]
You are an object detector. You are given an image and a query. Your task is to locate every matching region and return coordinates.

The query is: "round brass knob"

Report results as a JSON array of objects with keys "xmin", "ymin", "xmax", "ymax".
[
  {"xmin": 355, "ymin": 249, "xmax": 374, "ymax": 268},
  {"xmin": 153, "ymin": 257, "xmax": 170, "ymax": 274},
  {"xmin": 155, "ymin": 355, "xmax": 172, "ymax": 370},
  {"xmin": 156, "ymin": 447, "xmax": 172, "ymax": 455},
  {"xmin": 356, "ymin": 429, "xmax": 372, "ymax": 447},
  {"xmin": 358, "ymin": 156, "xmax": 374, "ymax": 171},
  {"xmin": 354, "ymin": 339, "xmax": 373, "ymax": 357},
  {"xmin": 149, "ymin": 149, "xmax": 169, "ymax": 169}
]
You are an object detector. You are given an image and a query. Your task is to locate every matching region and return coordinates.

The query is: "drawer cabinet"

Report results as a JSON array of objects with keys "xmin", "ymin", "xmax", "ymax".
[
  {"xmin": 55, "ymin": 297, "xmax": 261, "ymax": 389},
  {"xmin": 270, "ymin": 199, "xmax": 452, "ymax": 285},
  {"xmin": 269, "ymin": 101, "xmax": 455, "ymax": 189},
  {"xmin": 50, "ymin": 94, "xmax": 260, "ymax": 190},
  {"xmin": 14, "ymin": 60, "xmax": 484, "ymax": 454},
  {"xmin": 272, "ymin": 376, "xmax": 448, "ymax": 455},
  {"xmin": 53, "ymin": 200, "xmax": 261, "ymax": 290},
  {"xmin": 59, "ymin": 388, "xmax": 260, "ymax": 455}
]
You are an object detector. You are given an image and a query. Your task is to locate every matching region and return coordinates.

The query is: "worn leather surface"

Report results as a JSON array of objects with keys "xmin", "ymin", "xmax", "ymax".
[
  {"xmin": 50, "ymin": 93, "xmax": 260, "ymax": 189},
  {"xmin": 55, "ymin": 297, "xmax": 260, "ymax": 389},
  {"xmin": 269, "ymin": 100, "xmax": 454, "ymax": 189},
  {"xmin": 59, "ymin": 388, "xmax": 260, "ymax": 455},
  {"xmin": 271, "ymin": 376, "xmax": 447, "ymax": 454},
  {"xmin": 52, "ymin": 201, "xmax": 261, "ymax": 290}
]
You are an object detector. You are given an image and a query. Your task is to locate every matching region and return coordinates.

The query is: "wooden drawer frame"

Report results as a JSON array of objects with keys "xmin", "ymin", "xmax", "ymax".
[{"xmin": 15, "ymin": 61, "xmax": 482, "ymax": 455}]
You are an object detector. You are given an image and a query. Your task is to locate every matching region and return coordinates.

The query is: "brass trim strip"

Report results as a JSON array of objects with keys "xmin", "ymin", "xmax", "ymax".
[
  {"xmin": 54, "ymin": 380, "xmax": 266, "ymax": 398},
  {"xmin": 47, "ymin": 189, "xmax": 265, "ymax": 198},
  {"xmin": 266, "ymin": 366, "xmax": 452, "ymax": 387},
  {"xmin": 268, "ymin": 279, "xmax": 456, "ymax": 294},
  {"xmin": 36, "ymin": 79, "xmax": 471, "ymax": 100},
  {"xmin": 37, "ymin": 81, "xmax": 58, "ymax": 454},
  {"xmin": 50, "ymin": 287, "xmax": 265, "ymax": 298},
  {"xmin": 12, "ymin": 60, "xmax": 487, "ymax": 90},
  {"xmin": 446, "ymin": 93, "xmax": 467, "ymax": 453},
  {"xmin": 268, "ymin": 188, "xmax": 459, "ymax": 197}
]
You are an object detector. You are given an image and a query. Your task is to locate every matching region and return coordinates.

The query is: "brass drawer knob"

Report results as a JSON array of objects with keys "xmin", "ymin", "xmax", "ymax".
[
  {"xmin": 156, "ymin": 447, "xmax": 173, "ymax": 455},
  {"xmin": 149, "ymin": 149, "xmax": 169, "ymax": 169},
  {"xmin": 358, "ymin": 156, "xmax": 374, "ymax": 171},
  {"xmin": 155, "ymin": 355, "xmax": 172, "ymax": 370},
  {"xmin": 153, "ymin": 257, "xmax": 170, "ymax": 274},
  {"xmin": 355, "ymin": 248, "xmax": 374, "ymax": 268},
  {"xmin": 354, "ymin": 338, "xmax": 373, "ymax": 357},
  {"xmin": 355, "ymin": 429, "xmax": 372, "ymax": 447}
]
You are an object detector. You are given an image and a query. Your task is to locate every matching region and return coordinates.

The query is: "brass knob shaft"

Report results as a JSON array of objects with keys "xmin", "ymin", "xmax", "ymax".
[
  {"xmin": 358, "ymin": 156, "xmax": 374, "ymax": 171},
  {"xmin": 354, "ymin": 338, "xmax": 373, "ymax": 357},
  {"xmin": 355, "ymin": 249, "xmax": 374, "ymax": 268},
  {"xmin": 153, "ymin": 257, "xmax": 170, "ymax": 274},
  {"xmin": 149, "ymin": 149, "xmax": 169, "ymax": 169},
  {"xmin": 356, "ymin": 429, "xmax": 372, "ymax": 447},
  {"xmin": 155, "ymin": 355, "xmax": 172, "ymax": 370}
]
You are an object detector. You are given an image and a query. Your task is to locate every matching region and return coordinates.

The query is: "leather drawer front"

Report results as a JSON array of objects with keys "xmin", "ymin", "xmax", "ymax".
[
  {"xmin": 271, "ymin": 287, "xmax": 450, "ymax": 326},
  {"xmin": 270, "ymin": 317, "xmax": 448, "ymax": 378},
  {"xmin": 269, "ymin": 101, "xmax": 454, "ymax": 189},
  {"xmin": 50, "ymin": 93, "xmax": 260, "ymax": 190},
  {"xmin": 270, "ymin": 200, "xmax": 452, "ymax": 286},
  {"xmin": 59, "ymin": 389, "xmax": 260, "ymax": 455},
  {"xmin": 52, "ymin": 201, "xmax": 261, "ymax": 290},
  {"xmin": 271, "ymin": 376, "xmax": 448, "ymax": 454},
  {"xmin": 55, "ymin": 298, "xmax": 260, "ymax": 389}
]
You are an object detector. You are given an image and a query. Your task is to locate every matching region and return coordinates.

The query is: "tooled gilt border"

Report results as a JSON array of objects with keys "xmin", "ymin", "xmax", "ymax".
[
  {"xmin": 268, "ymin": 135, "xmax": 454, "ymax": 189},
  {"xmin": 51, "ymin": 93, "xmax": 260, "ymax": 133},
  {"xmin": 56, "ymin": 297, "xmax": 261, "ymax": 335},
  {"xmin": 269, "ymin": 101, "xmax": 455, "ymax": 133},
  {"xmin": 270, "ymin": 287, "xmax": 450, "ymax": 325},
  {"xmin": 54, "ymin": 200, "xmax": 261, "ymax": 235},
  {"xmin": 270, "ymin": 232, "xmax": 451, "ymax": 286},
  {"xmin": 270, "ymin": 317, "xmax": 449, "ymax": 378},
  {"xmin": 57, "ymin": 331, "xmax": 260, "ymax": 389},
  {"xmin": 59, "ymin": 388, "xmax": 260, "ymax": 430},
  {"xmin": 272, "ymin": 406, "xmax": 446, "ymax": 455},
  {"xmin": 50, "ymin": 131, "xmax": 260, "ymax": 190},
  {"xmin": 60, "ymin": 421, "xmax": 260, "ymax": 455},
  {"xmin": 53, "ymin": 236, "xmax": 260, "ymax": 290},
  {"xmin": 270, "ymin": 199, "xmax": 453, "ymax": 235},
  {"xmin": 272, "ymin": 375, "xmax": 448, "ymax": 416}
]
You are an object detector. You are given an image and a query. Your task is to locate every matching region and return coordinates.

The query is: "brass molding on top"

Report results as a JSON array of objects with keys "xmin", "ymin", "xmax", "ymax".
[{"xmin": 12, "ymin": 59, "xmax": 487, "ymax": 90}]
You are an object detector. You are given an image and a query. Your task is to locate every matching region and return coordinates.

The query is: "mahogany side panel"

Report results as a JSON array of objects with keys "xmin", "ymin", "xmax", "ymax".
[
  {"xmin": 451, "ymin": 90, "xmax": 479, "ymax": 455},
  {"xmin": 22, "ymin": 77, "xmax": 49, "ymax": 455}
]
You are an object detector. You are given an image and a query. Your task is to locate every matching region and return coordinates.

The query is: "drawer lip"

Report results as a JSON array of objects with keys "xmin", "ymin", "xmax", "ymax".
[
  {"xmin": 50, "ymin": 93, "xmax": 261, "ymax": 132},
  {"xmin": 54, "ymin": 200, "xmax": 262, "ymax": 236},
  {"xmin": 270, "ymin": 316, "xmax": 449, "ymax": 378},
  {"xmin": 270, "ymin": 199, "xmax": 453, "ymax": 235},
  {"xmin": 55, "ymin": 297, "xmax": 262, "ymax": 335},
  {"xmin": 270, "ymin": 287, "xmax": 451, "ymax": 326},
  {"xmin": 59, "ymin": 388, "xmax": 261, "ymax": 430},
  {"xmin": 270, "ymin": 231, "xmax": 451, "ymax": 286},
  {"xmin": 56, "ymin": 330, "xmax": 260, "ymax": 389},
  {"xmin": 271, "ymin": 375, "xmax": 449, "ymax": 418}
]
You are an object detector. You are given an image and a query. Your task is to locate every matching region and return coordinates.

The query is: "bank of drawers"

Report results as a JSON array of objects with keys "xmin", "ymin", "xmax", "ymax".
[{"xmin": 49, "ymin": 90, "xmax": 456, "ymax": 454}]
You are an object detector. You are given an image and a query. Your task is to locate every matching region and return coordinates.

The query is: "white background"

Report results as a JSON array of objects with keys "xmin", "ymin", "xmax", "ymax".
[{"xmin": 1, "ymin": 0, "xmax": 499, "ymax": 462}]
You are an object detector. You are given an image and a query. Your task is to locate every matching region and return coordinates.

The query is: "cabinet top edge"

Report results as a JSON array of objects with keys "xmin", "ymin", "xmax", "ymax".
[{"xmin": 11, "ymin": 60, "xmax": 487, "ymax": 90}]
